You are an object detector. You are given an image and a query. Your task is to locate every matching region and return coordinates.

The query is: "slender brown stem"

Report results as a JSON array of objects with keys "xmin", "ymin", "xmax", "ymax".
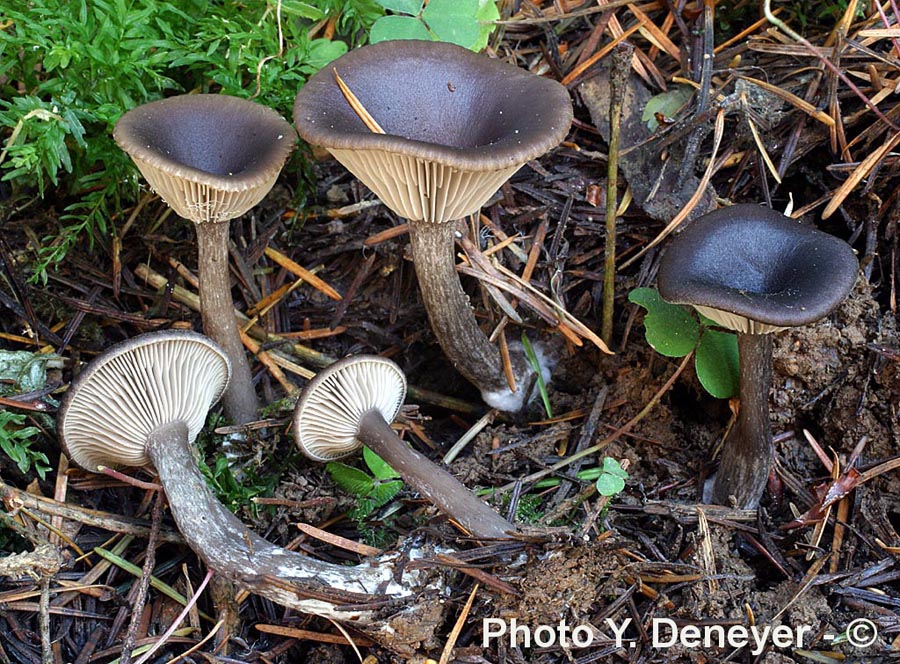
[
  {"xmin": 357, "ymin": 410, "xmax": 515, "ymax": 539},
  {"xmin": 601, "ymin": 42, "xmax": 631, "ymax": 345},
  {"xmin": 408, "ymin": 221, "xmax": 510, "ymax": 403},
  {"xmin": 195, "ymin": 222, "xmax": 258, "ymax": 424},
  {"xmin": 711, "ymin": 333, "xmax": 773, "ymax": 509},
  {"xmin": 145, "ymin": 421, "xmax": 420, "ymax": 622},
  {"xmin": 120, "ymin": 490, "xmax": 163, "ymax": 664}
]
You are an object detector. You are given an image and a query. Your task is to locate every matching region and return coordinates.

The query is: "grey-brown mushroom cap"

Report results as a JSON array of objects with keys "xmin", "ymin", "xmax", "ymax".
[
  {"xmin": 292, "ymin": 40, "xmax": 573, "ymax": 174},
  {"xmin": 293, "ymin": 356, "xmax": 406, "ymax": 462},
  {"xmin": 58, "ymin": 330, "xmax": 231, "ymax": 472},
  {"xmin": 658, "ymin": 205, "xmax": 859, "ymax": 330},
  {"xmin": 114, "ymin": 94, "xmax": 295, "ymax": 222}
]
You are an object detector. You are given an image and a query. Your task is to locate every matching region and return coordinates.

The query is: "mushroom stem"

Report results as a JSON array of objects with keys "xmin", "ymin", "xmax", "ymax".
[
  {"xmin": 196, "ymin": 222, "xmax": 258, "ymax": 424},
  {"xmin": 711, "ymin": 332, "xmax": 773, "ymax": 509},
  {"xmin": 357, "ymin": 409, "xmax": 515, "ymax": 539},
  {"xmin": 408, "ymin": 221, "xmax": 509, "ymax": 400},
  {"xmin": 145, "ymin": 420, "xmax": 420, "ymax": 621}
]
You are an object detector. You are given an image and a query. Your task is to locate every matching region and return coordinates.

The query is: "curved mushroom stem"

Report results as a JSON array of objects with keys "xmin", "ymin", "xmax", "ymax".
[
  {"xmin": 145, "ymin": 421, "xmax": 422, "ymax": 622},
  {"xmin": 357, "ymin": 409, "xmax": 515, "ymax": 539},
  {"xmin": 409, "ymin": 221, "xmax": 537, "ymax": 411},
  {"xmin": 711, "ymin": 333, "xmax": 773, "ymax": 509},
  {"xmin": 195, "ymin": 222, "xmax": 258, "ymax": 425}
]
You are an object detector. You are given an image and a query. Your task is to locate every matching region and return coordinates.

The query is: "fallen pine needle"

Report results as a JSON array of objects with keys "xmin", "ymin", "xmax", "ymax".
[
  {"xmin": 822, "ymin": 130, "xmax": 900, "ymax": 219},
  {"xmin": 133, "ymin": 570, "xmax": 215, "ymax": 664},
  {"xmin": 296, "ymin": 522, "xmax": 382, "ymax": 557},
  {"xmin": 255, "ymin": 623, "xmax": 374, "ymax": 646},
  {"xmin": 93, "ymin": 548, "xmax": 214, "ymax": 622},
  {"xmin": 735, "ymin": 75, "xmax": 836, "ymax": 127},
  {"xmin": 439, "ymin": 584, "xmax": 479, "ymax": 664},
  {"xmin": 334, "ymin": 68, "xmax": 384, "ymax": 133},
  {"xmin": 264, "ymin": 246, "xmax": 342, "ymax": 301}
]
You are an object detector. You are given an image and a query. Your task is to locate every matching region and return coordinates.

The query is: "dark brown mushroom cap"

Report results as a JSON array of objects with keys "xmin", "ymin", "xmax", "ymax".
[
  {"xmin": 114, "ymin": 94, "xmax": 295, "ymax": 223},
  {"xmin": 58, "ymin": 330, "xmax": 231, "ymax": 471},
  {"xmin": 293, "ymin": 40, "xmax": 573, "ymax": 222},
  {"xmin": 658, "ymin": 205, "xmax": 858, "ymax": 333},
  {"xmin": 293, "ymin": 356, "xmax": 406, "ymax": 462}
]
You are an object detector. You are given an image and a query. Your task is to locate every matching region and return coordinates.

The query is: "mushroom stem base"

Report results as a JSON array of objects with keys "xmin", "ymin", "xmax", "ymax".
[
  {"xmin": 145, "ymin": 420, "xmax": 444, "ymax": 641},
  {"xmin": 358, "ymin": 409, "xmax": 515, "ymax": 539},
  {"xmin": 408, "ymin": 221, "xmax": 511, "ymax": 402},
  {"xmin": 711, "ymin": 333, "xmax": 773, "ymax": 509},
  {"xmin": 196, "ymin": 221, "xmax": 259, "ymax": 425}
]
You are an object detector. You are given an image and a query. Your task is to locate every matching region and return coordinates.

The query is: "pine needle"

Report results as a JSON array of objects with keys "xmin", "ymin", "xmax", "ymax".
[{"xmin": 333, "ymin": 68, "xmax": 385, "ymax": 134}]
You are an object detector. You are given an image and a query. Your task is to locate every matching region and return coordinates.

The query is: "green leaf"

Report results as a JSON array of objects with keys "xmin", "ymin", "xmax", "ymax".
[
  {"xmin": 472, "ymin": 0, "xmax": 500, "ymax": 51},
  {"xmin": 370, "ymin": 15, "xmax": 432, "ymax": 42},
  {"xmin": 326, "ymin": 462, "xmax": 375, "ymax": 497},
  {"xmin": 279, "ymin": 0, "xmax": 327, "ymax": 20},
  {"xmin": 363, "ymin": 446, "xmax": 400, "ymax": 481},
  {"xmin": 596, "ymin": 473, "xmax": 626, "ymax": 497},
  {"xmin": 628, "ymin": 287, "xmax": 700, "ymax": 358},
  {"xmin": 601, "ymin": 456, "xmax": 629, "ymax": 479},
  {"xmin": 695, "ymin": 329, "xmax": 740, "ymax": 399},
  {"xmin": 422, "ymin": 0, "xmax": 481, "ymax": 48},
  {"xmin": 369, "ymin": 480, "xmax": 403, "ymax": 508},
  {"xmin": 374, "ymin": 0, "xmax": 423, "ymax": 14},
  {"xmin": 642, "ymin": 85, "xmax": 694, "ymax": 131},
  {"xmin": 305, "ymin": 38, "xmax": 349, "ymax": 71}
]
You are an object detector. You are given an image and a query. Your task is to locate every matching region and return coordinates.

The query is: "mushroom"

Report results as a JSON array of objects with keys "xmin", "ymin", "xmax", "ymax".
[
  {"xmin": 114, "ymin": 94, "xmax": 295, "ymax": 425},
  {"xmin": 293, "ymin": 41, "xmax": 573, "ymax": 411},
  {"xmin": 657, "ymin": 204, "xmax": 858, "ymax": 508},
  {"xmin": 57, "ymin": 331, "xmax": 444, "ymax": 631},
  {"xmin": 293, "ymin": 355, "xmax": 516, "ymax": 539}
]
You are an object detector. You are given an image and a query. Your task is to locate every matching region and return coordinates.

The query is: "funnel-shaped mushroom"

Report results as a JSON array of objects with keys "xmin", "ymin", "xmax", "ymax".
[
  {"xmin": 57, "ymin": 331, "xmax": 435, "ymax": 628},
  {"xmin": 658, "ymin": 205, "xmax": 858, "ymax": 508},
  {"xmin": 293, "ymin": 41, "xmax": 573, "ymax": 411},
  {"xmin": 294, "ymin": 355, "xmax": 516, "ymax": 539},
  {"xmin": 114, "ymin": 94, "xmax": 295, "ymax": 425}
]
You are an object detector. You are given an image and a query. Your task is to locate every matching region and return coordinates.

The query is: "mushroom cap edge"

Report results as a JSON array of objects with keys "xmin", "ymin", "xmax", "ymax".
[
  {"xmin": 657, "ymin": 204, "xmax": 859, "ymax": 331},
  {"xmin": 58, "ymin": 330, "xmax": 231, "ymax": 471},
  {"xmin": 293, "ymin": 355, "xmax": 407, "ymax": 462}
]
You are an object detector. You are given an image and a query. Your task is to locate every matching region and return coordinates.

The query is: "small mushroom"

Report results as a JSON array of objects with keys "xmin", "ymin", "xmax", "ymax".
[
  {"xmin": 293, "ymin": 355, "xmax": 516, "ymax": 539},
  {"xmin": 293, "ymin": 41, "xmax": 573, "ymax": 411},
  {"xmin": 57, "ymin": 331, "xmax": 438, "ymax": 627},
  {"xmin": 114, "ymin": 94, "xmax": 295, "ymax": 424},
  {"xmin": 657, "ymin": 204, "xmax": 858, "ymax": 508}
]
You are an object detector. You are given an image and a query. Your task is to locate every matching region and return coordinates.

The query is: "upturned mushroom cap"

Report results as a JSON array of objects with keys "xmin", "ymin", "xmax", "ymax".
[
  {"xmin": 114, "ymin": 94, "xmax": 295, "ymax": 224},
  {"xmin": 293, "ymin": 40, "xmax": 573, "ymax": 223},
  {"xmin": 293, "ymin": 356, "xmax": 406, "ymax": 462},
  {"xmin": 58, "ymin": 330, "xmax": 231, "ymax": 471},
  {"xmin": 658, "ymin": 205, "xmax": 858, "ymax": 334}
]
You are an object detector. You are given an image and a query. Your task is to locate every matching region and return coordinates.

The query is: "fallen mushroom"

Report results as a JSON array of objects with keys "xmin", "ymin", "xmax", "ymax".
[
  {"xmin": 293, "ymin": 41, "xmax": 573, "ymax": 411},
  {"xmin": 657, "ymin": 205, "xmax": 858, "ymax": 508},
  {"xmin": 57, "ymin": 330, "xmax": 446, "ymax": 647},
  {"xmin": 293, "ymin": 355, "xmax": 516, "ymax": 539},
  {"xmin": 114, "ymin": 94, "xmax": 295, "ymax": 425}
]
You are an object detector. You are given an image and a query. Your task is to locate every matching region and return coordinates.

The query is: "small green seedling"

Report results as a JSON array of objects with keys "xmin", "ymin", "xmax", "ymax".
[
  {"xmin": 595, "ymin": 456, "xmax": 629, "ymax": 497},
  {"xmin": 521, "ymin": 331, "xmax": 552, "ymax": 419},
  {"xmin": 327, "ymin": 447, "xmax": 403, "ymax": 520},
  {"xmin": 0, "ymin": 411, "xmax": 50, "ymax": 479},
  {"xmin": 196, "ymin": 413, "xmax": 284, "ymax": 516},
  {"xmin": 198, "ymin": 452, "xmax": 280, "ymax": 517},
  {"xmin": 629, "ymin": 287, "xmax": 739, "ymax": 399},
  {"xmin": 370, "ymin": 0, "xmax": 499, "ymax": 51},
  {"xmin": 0, "ymin": 349, "xmax": 59, "ymax": 479}
]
